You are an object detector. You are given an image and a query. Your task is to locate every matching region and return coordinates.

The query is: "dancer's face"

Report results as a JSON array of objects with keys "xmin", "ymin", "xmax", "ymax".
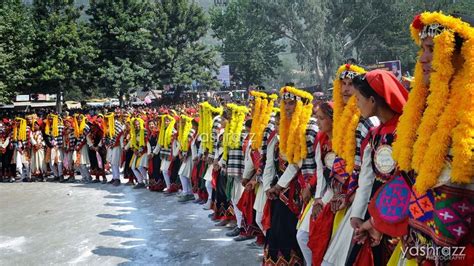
[
  {"xmin": 315, "ymin": 108, "xmax": 332, "ymax": 134},
  {"xmin": 341, "ymin": 78, "xmax": 355, "ymax": 104},
  {"xmin": 420, "ymin": 37, "xmax": 434, "ymax": 86},
  {"xmin": 284, "ymin": 99, "xmax": 296, "ymax": 118}
]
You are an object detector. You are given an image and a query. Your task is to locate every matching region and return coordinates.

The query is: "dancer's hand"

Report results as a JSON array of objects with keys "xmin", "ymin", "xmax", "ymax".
[
  {"xmin": 301, "ymin": 186, "xmax": 312, "ymax": 205},
  {"xmin": 311, "ymin": 198, "xmax": 323, "ymax": 219}
]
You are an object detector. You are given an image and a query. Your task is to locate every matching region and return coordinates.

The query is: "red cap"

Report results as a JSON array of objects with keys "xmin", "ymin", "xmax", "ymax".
[{"xmin": 365, "ymin": 69, "xmax": 408, "ymax": 114}]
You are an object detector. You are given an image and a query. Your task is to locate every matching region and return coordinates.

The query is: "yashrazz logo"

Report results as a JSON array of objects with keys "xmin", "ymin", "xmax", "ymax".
[{"xmin": 401, "ymin": 244, "xmax": 466, "ymax": 261}]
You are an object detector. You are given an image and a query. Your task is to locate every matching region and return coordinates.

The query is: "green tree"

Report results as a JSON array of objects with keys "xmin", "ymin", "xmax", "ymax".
[
  {"xmin": 150, "ymin": 0, "xmax": 218, "ymax": 88},
  {"xmin": 0, "ymin": 0, "xmax": 35, "ymax": 103},
  {"xmin": 210, "ymin": 0, "xmax": 284, "ymax": 86},
  {"xmin": 30, "ymin": 0, "xmax": 98, "ymax": 111}
]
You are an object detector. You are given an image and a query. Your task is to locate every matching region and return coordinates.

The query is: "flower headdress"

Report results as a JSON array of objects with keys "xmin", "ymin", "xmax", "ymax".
[
  {"xmin": 199, "ymin": 101, "xmax": 223, "ymax": 153},
  {"xmin": 104, "ymin": 113, "xmax": 116, "ymax": 138},
  {"xmin": 158, "ymin": 115, "xmax": 176, "ymax": 149},
  {"xmin": 279, "ymin": 86, "xmax": 313, "ymax": 164},
  {"xmin": 222, "ymin": 103, "xmax": 249, "ymax": 160},
  {"xmin": 73, "ymin": 114, "xmax": 86, "ymax": 138},
  {"xmin": 129, "ymin": 117, "xmax": 145, "ymax": 149},
  {"xmin": 178, "ymin": 115, "xmax": 194, "ymax": 152},
  {"xmin": 45, "ymin": 114, "xmax": 59, "ymax": 137},
  {"xmin": 392, "ymin": 12, "xmax": 474, "ymax": 193},
  {"xmin": 249, "ymin": 91, "xmax": 278, "ymax": 150},
  {"xmin": 332, "ymin": 64, "xmax": 366, "ymax": 173},
  {"xmin": 13, "ymin": 117, "xmax": 27, "ymax": 141}
]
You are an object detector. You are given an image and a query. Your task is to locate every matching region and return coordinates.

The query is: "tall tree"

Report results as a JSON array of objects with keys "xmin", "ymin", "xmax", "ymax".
[
  {"xmin": 210, "ymin": 0, "xmax": 284, "ymax": 86},
  {"xmin": 87, "ymin": 0, "xmax": 155, "ymax": 106},
  {"xmin": 30, "ymin": 0, "xmax": 97, "ymax": 111},
  {"xmin": 0, "ymin": 0, "xmax": 35, "ymax": 103},
  {"xmin": 149, "ymin": 0, "xmax": 218, "ymax": 88}
]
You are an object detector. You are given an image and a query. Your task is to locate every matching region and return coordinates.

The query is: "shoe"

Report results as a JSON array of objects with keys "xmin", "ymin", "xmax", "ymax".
[
  {"xmin": 178, "ymin": 194, "xmax": 195, "ymax": 203},
  {"xmin": 107, "ymin": 179, "xmax": 115, "ymax": 184},
  {"xmin": 192, "ymin": 199, "xmax": 201, "ymax": 204},
  {"xmin": 198, "ymin": 200, "xmax": 206, "ymax": 205},
  {"xmin": 59, "ymin": 176, "xmax": 66, "ymax": 183},
  {"xmin": 233, "ymin": 235, "xmax": 255, "ymax": 242},
  {"xmin": 92, "ymin": 179, "xmax": 100, "ymax": 183},
  {"xmin": 101, "ymin": 179, "xmax": 107, "ymax": 184},
  {"xmin": 133, "ymin": 183, "xmax": 146, "ymax": 189},
  {"xmin": 53, "ymin": 176, "xmax": 60, "ymax": 182},
  {"xmin": 225, "ymin": 227, "xmax": 241, "ymax": 237},
  {"xmin": 125, "ymin": 181, "xmax": 134, "ymax": 186},
  {"xmin": 9, "ymin": 177, "xmax": 15, "ymax": 183},
  {"xmin": 67, "ymin": 177, "xmax": 75, "ymax": 183},
  {"xmin": 113, "ymin": 179, "xmax": 121, "ymax": 186},
  {"xmin": 22, "ymin": 178, "xmax": 30, "ymax": 182},
  {"xmin": 215, "ymin": 220, "xmax": 230, "ymax": 227},
  {"xmin": 163, "ymin": 190, "xmax": 175, "ymax": 196},
  {"xmin": 225, "ymin": 222, "xmax": 237, "ymax": 229},
  {"xmin": 247, "ymin": 241, "xmax": 264, "ymax": 249}
]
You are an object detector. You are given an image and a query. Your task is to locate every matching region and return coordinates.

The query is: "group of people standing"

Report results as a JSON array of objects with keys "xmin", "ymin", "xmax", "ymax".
[{"xmin": 0, "ymin": 11, "xmax": 472, "ymax": 265}]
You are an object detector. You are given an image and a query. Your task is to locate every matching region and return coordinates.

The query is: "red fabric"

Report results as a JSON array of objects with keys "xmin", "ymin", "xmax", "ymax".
[
  {"xmin": 237, "ymin": 189, "xmax": 256, "ymax": 226},
  {"xmin": 211, "ymin": 168, "xmax": 218, "ymax": 189},
  {"xmin": 353, "ymin": 241, "xmax": 374, "ymax": 266},
  {"xmin": 365, "ymin": 69, "xmax": 408, "ymax": 114},
  {"xmin": 148, "ymin": 156, "xmax": 153, "ymax": 176},
  {"xmin": 367, "ymin": 179, "xmax": 409, "ymax": 238},
  {"xmin": 308, "ymin": 204, "xmax": 336, "ymax": 266},
  {"xmin": 451, "ymin": 243, "xmax": 474, "ymax": 266},
  {"xmin": 262, "ymin": 199, "xmax": 272, "ymax": 231}
]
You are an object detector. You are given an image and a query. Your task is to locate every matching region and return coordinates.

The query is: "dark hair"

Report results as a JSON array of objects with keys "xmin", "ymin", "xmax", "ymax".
[
  {"xmin": 452, "ymin": 13, "xmax": 474, "ymax": 51},
  {"xmin": 352, "ymin": 74, "xmax": 390, "ymax": 109},
  {"xmin": 245, "ymin": 119, "xmax": 252, "ymax": 128},
  {"xmin": 192, "ymin": 120, "xmax": 199, "ymax": 127},
  {"xmin": 345, "ymin": 58, "xmax": 358, "ymax": 65},
  {"xmin": 318, "ymin": 102, "xmax": 333, "ymax": 119},
  {"xmin": 222, "ymin": 109, "xmax": 231, "ymax": 120}
]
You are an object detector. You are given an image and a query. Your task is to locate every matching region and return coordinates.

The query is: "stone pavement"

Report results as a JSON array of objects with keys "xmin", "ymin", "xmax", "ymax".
[{"xmin": 0, "ymin": 178, "xmax": 262, "ymax": 265}]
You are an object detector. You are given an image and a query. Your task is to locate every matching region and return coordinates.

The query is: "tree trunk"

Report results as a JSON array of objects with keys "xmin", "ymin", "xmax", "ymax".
[{"xmin": 56, "ymin": 88, "xmax": 62, "ymax": 114}]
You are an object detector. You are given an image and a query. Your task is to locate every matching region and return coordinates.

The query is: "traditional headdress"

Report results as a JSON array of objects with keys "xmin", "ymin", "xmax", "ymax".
[
  {"xmin": 222, "ymin": 103, "xmax": 249, "ymax": 160},
  {"xmin": 178, "ymin": 115, "xmax": 193, "ymax": 152},
  {"xmin": 13, "ymin": 117, "xmax": 27, "ymax": 141},
  {"xmin": 45, "ymin": 114, "xmax": 59, "ymax": 137},
  {"xmin": 279, "ymin": 86, "xmax": 313, "ymax": 164},
  {"xmin": 393, "ymin": 12, "xmax": 474, "ymax": 193},
  {"xmin": 73, "ymin": 114, "xmax": 86, "ymax": 138},
  {"xmin": 130, "ymin": 117, "xmax": 145, "ymax": 149},
  {"xmin": 158, "ymin": 115, "xmax": 176, "ymax": 149},
  {"xmin": 332, "ymin": 64, "xmax": 366, "ymax": 173},
  {"xmin": 104, "ymin": 113, "xmax": 116, "ymax": 138},
  {"xmin": 199, "ymin": 101, "xmax": 223, "ymax": 153},
  {"xmin": 249, "ymin": 90, "xmax": 278, "ymax": 150}
]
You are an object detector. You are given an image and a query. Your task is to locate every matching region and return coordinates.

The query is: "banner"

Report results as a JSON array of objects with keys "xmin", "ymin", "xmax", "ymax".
[{"xmin": 367, "ymin": 60, "xmax": 402, "ymax": 80}]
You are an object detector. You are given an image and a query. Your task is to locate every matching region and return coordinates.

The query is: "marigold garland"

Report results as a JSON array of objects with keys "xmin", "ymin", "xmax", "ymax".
[
  {"xmin": 13, "ymin": 118, "xmax": 27, "ymax": 141},
  {"xmin": 392, "ymin": 53, "xmax": 429, "ymax": 171},
  {"xmin": 394, "ymin": 11, "xmax": 474, "ymax": 192},
  {"xmin": 178, "ymin": 115, "xmax": 193, "ymax": 152},
  {"xmin": 411, "ymin": 30, "xmax": 455, "ymax": 172},
  {"xmin": 130, "ymin": 118, "xmax": 145, "ymax": 149},
  {"xmin": 73, "ymin": 114, "xmax": 86, "ymax": 138},
  {"xmin": 279, "ymin": 86, "xmax": 313, "ymax": 164},
  {"xmin": 450, "ymin": 40, "xmax": 474, "ymax": 184},
  {"xmin": 104, "ymin": 113, "xmax": 116, "ymax": 138},
  {"xmin": 45, "ymin": 114, "xmax": 59, "ymax": 137},
  {"xmin": 223, "ymin": 103, "xmax": 249, "ymax": 160},
  {"xmin": 250, "ymin": 93, "xmax": 278, "ymax": 150},
  {"xmin": 199, "ymin": 101, "xmax": 223, "ymax": 153},
  {"xmin": 332, "ymin": 64, "xmax": 366, "ymax": 173}
]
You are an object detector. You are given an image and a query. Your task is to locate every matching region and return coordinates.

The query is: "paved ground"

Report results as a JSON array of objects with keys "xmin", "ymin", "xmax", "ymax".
[{"xmin": 0, "ymin": 178, "xmax": 262, "ymax": 265}]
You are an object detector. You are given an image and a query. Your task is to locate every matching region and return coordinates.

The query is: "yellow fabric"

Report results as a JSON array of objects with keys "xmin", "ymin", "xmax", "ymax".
[
  {"xmin": 73, "ymin": 114, "xmax": 86, "ymax": 138},
  {"xmin": 297, "ymin": 198, "xmax": 314, "ymax": 229},
  {"xmin": 130, "ymin": 118, "xmax": 145, "ymax": 149},
  {"xmin": 387, "ymin": 241, "xmax": 402, "ymax": 266},
  {"xmin": 178, "ymin": 115, "xmax": 193, "ymax": 152},
  {"xmin": 331, "ymin": 207, "xmax": 347, "ymax": 236},
  {"xmin": 13, "ymin": 118, "xmax": 27, "ymax": 141}
]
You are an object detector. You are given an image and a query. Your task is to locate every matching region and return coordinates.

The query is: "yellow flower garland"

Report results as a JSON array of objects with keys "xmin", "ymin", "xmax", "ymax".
[
  {"xmin": 332, "ymin": 64, "xmax": 366, "ymax": 173},
  {"xmin": 104, "ymin": 113, "xmax": 116, "ymax": 139},
  {"xmin": 13, "ymin": 118, "xmax": 27, "ymax": 141},
  {"xmin": 130, "ymin": 118, "xmax": 145, "ymax": 150},
  {"xmin": 73, "ymin": 114, "xmax": 86, "ymax": 138},
  {"xmin": 178, "ymin": 115, "xmax": 193, "ymax": 152},
  {"xmin": 393, "ymin": 11, "xmax": 474, "ymax": 192},
  {"xmin": 223, "ymin": 103, "xmax": 249, "ymax": 160},
  {"xmin": 279, "ymin": 86, "xmax": 313, "ymax": 164},
  {"xmin": 411, "ymin": 30, "xmax": 455, "ymax": 172},
  {"xmin": 199, "ymin": 101, "xmax": 223, "ymax": 153}
]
